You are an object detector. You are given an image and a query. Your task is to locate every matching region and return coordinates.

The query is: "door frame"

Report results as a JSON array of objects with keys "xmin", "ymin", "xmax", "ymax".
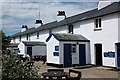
[
  {"xmin": 27, "ymin": 46, "xmax": 32, "ymax": 56},
  {"xmin": 94, "ymin": 43, "xmax": 103, "ymax": 66},
  {"xmin": 116, "ymin": 43, "xmax": 120, "ymax": 68}
]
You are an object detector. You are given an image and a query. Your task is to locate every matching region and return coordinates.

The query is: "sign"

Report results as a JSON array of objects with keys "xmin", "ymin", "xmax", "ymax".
[
  {"xmin": 104, "ymin": 52, "xmax": 115, "ymax": 58},
  {"xmin": 53, "ymin": 52, "xmax": 59, "ymax": 56}
]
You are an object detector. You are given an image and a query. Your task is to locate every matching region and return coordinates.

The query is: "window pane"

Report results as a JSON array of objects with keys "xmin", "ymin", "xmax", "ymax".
[
  {"xmin": 19, "ymin": 36, "xmax": 21, "ymax": 41},
  {"xmin": 99, "ymin": 18, "xmax": 101, "ymax": 27},
  {"xmin": 72, "ymin": 44, "xmax": 76, "ymax": 53},
  {"xmin": 37, "ymin": 32, "xmax": 39, "ymax": 38},
  {"xmin": 95, "ymin": 19, "xmax": 98, "ymax": 28},
  {"xmin": 27, "ymin": 34, "xmax": 28, "ymax": 40},
  {"xmin": 68, "ymin": 25, "xmax": 73, "ymax": 34},
  {"xmin": 95, "ymin": 19, "xmax": 98, "ymax": 24},
  {"xmin": 49, "ymin": 29, "xmax": 52, "ymax": 35}
]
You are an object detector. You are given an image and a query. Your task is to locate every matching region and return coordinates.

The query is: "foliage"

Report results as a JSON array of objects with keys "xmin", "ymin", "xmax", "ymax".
[
  {"xmin": 0, "ymin": 30, "xmax": 11, "ymax": 51},
  {"xmin": 2, "ymin": 50, "xmax": 41, "ymax": 79}
]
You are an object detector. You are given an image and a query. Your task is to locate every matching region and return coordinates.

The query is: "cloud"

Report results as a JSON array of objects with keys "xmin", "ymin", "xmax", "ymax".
[
  {"xmin": 1, "ymin": 0, "xmax": 99, "ymax": 2},
  {"xmin": 2, "ymin": 2, "xmax": 97, "ymax": 35}
]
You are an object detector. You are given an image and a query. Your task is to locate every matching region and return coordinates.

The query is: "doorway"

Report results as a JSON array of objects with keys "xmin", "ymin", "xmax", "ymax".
[
  {"xmin": 95, "ymin": 44, "xmax": 102, "ymax": 66},
  {"xmin": 64, "ymin": 44, "xmax": 72, "ymax": 67},
  {"xmin": 79, "ymin": 44, "xmax": 86, "ymax": 66},
  {"xmin": 117, "ymin": 43, "xmax": 120, "ymax": 67},
  {"xmin": 27, "ymin": 46, "xmax": 32, "ymax": 56}
]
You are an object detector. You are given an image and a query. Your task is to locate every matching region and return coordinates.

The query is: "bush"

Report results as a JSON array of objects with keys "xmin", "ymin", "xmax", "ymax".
[{"xmin": 2, "ymin": 50, "xmax": 41, "ymax": 79}]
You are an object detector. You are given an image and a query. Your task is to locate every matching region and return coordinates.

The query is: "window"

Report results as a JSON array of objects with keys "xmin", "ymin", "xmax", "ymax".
[
  {"xmin": 37, "ymin": 32, "xmax": 39, "ymax": 39},
  {"xmin": 49, "ymin": 29, "xmax": 52, "ymax": 35},
  {"xmin": 72, "ymin": 44, "xmax": 76, "ymax": 53},
  {"xmin": 55, "ymin": 46, "xmax": 59, "ymax": 51},
  {"xmin": 68, "ymin": 25, "xmax": 73, "ymax": 34},
  {"xmin": 19, "ymin": 36, "xmax": 21, "ymax": 41},
  {"xmin": 94, "ymin": 18, "xmax": 102, "ymax": 30},
  {"xmin": 13, "ymin": 38, "xmax": 15, "ymax": 43},
  {"xmin": 27, "ymin": 34, "xmax": 29, "ymax": 40}
]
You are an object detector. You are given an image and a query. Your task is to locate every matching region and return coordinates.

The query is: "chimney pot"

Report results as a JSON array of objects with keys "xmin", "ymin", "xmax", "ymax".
[
  {"xmin": 21, "ymin": 25, "xmax": 28, "ymax": 32},
  {"xmin": 35, "ymin": 20, "xmax": 43, "ymax": 28},
  {"xmin": 57, "ymin": 11, "xmax": 66, "ymax": 22},
  {"xmin": 57, "ymin": 11, "xmax": 66, "ymax": 16}
]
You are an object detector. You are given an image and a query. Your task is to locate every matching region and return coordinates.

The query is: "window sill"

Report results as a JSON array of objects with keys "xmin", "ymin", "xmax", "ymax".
[{"xmin": 94, "ymin": 28, "xmax": 102, "ymax": 31}]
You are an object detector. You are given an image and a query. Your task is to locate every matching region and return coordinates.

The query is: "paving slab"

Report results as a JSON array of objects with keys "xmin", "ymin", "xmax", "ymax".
[{"xmin": 34, "ymin": 61, "xmax": 119, "ymax": 79}]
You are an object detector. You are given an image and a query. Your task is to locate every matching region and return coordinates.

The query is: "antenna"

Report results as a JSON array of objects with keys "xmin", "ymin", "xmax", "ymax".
[
  {"xmin": 39, "ymin": 12, "xmax": 40, "ymax": 20},
  {"xmin": 39, "ymin": 2, "xmax": 40, "ymax": 20}
]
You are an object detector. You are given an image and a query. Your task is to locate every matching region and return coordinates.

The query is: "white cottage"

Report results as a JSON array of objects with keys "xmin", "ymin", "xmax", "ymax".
[
  {"xmin": 10, "ymin": 2, "xmax": 120, "ymax": 68},
  {"xmin": 46, "ymin": 33, "xmax": 90, "ymax": 67},
  {"xmin": 18, "ymin": 41, "xmax": 46, "ymax": 59}
]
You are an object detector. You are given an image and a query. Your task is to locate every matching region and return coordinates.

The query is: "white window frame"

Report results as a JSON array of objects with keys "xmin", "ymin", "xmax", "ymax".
[
  {"xmin": 72, "ymin": 44, "xmax": 77, "ymax": 54},
  {"xmin": 37, "ymin": 32, "xmax": 39, "ymax": 39},
  {"xmin": 94, "ymin": 18, "xmax": 102, "ymax": 30},
  {"xmin": 68, "ymin": 25, "xmax": 74, "ymax": 34}
]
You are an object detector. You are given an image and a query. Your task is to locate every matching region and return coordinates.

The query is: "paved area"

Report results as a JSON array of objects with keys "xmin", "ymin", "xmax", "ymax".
[{"xmin": 34, "ymin": 61, "xmax": 119, "ymax": 79}]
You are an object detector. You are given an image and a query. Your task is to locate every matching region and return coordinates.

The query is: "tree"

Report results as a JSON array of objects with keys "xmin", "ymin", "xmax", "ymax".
[
  {"xmin": 1, "ymin": 31, "xmax": 41, "ymax": 79},
  {"xmin": 0, "ymin": 30, "xmax": 11, "ymax": 51}
]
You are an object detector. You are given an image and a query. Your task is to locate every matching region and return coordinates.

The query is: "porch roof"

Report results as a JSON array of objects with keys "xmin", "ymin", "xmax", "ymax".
[
  {"xmin": 8, "ymin": 43, "xmax": 19, "ymax": 47},
  {"xmin": 22, "ymin": 41, "xmax": 46, "ymax": 46},
  {"xmin": 46, "ymin": 33, "xmax": 90, "ymax": 42}
]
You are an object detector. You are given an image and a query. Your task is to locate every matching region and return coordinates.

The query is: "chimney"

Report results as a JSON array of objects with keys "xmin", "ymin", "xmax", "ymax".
[
  {"xmin": 98, "ymin": 0, "xmax": 112, "ymax": 10},
  {"xmin": 21, "ymin": 25, "xmax": 28, "ymax": 32},
  {"xmin": 57, "ymin": 11, "xmax": 66, "ymax": 22},
  {"xmin": 35, "ymin": 20, "xmax": 43, "ymax": 28}
]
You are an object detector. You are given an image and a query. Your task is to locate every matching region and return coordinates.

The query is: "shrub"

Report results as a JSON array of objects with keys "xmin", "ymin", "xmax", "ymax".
[{"xmin": 2, "ymin": 50, "xmax": 41, "ymax": 79}]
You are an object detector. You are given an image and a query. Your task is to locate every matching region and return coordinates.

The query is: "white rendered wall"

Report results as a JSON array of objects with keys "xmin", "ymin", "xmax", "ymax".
[
  {"xmin": 47, "ymin": 36, "xmax": 60, "ymax": 64},
  {"xmin": 32, "ymin": 46, "xmax": 47, "ymax": 56},
  {"xmin": 39, "ymin": 30, "xmax": 49, "ymax": 42},
  {"xmin": 21, "ymin": 35, "xmax": 27, "ymax": 41},
  {"xmin": 30, "ymin": 33, "xmax": 38, "ymax": 41},
  {"xmin": 30, "ymin": 31, "xmax": 49, "ymax": 42},
  {"xmin": 18, "ymin": 42, "xmax": 25, "ymax": 55},
  {"xmin": 74, "ymin": 13, "xmax": 118, "ymax": 67},
  {"xmin": 118, "ymin": 12, "xmax": 120, "ymax": 42},
  {"xmin": 15, "ymin": 37, "xmax": 20, "ymax": 43},
  {"xmin": 52, "ymin": 25, "xmax": 67, "ymax": 33}
]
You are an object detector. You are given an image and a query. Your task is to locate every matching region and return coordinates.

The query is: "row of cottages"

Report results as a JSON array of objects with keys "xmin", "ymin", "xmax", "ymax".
[{"xmin": 10, "ymin": 1, "xmax": 120, "ymax": 68}]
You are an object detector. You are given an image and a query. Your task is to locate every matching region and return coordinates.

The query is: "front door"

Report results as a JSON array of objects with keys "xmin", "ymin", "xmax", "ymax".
[
  {"xmin": 27, "ymin": 46, "xmax": 32, "ymax": 56},
  {"xmin": 64, "ymin": 44, "xmax": 72, "ymax": 67},
  {"xmin": 79, "ymin": 44, "xmax": 86, "ymax": 65},
  {"xmin": 117, "ymin": 43, "xmax": 120, "ymax": 67},
  {"xmin": 95, "ymin": 44, "xmax": 102, "ymax": 66}
]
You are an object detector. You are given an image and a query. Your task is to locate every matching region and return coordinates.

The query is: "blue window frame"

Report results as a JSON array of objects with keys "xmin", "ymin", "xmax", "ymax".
[
  {"xmin": 104, "ymin": 52, "xmax": 109, "ymax": 57},
  {"xmin": 108, "ymin": 52, "xmax": 115, "ymax": 57},
  {"xmin": 55, "ymin": 46, "xmax": 59, "ymax": 51},
  {"xmin": 53, "ymin": 52, "xmax": 59, "ymax": 56}
]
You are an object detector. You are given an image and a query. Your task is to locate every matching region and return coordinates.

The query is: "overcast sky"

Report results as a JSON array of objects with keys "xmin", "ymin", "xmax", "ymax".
[{"xmin": 1, "ymin": 0, "xmax": 120, "ymax": 36}]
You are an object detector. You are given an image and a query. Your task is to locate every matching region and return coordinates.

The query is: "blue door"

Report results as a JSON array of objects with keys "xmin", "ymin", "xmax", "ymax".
[
  {"xmin": 64, "ymin": 44, "xmax": 72, "ymax": 67},
  {"xmin": 79, "ymin": 44, "xmax": 86, "ymax": 65},
  {"xmin": 117, "ymin": 44, "xmax": 120, "ymax": 67}
]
